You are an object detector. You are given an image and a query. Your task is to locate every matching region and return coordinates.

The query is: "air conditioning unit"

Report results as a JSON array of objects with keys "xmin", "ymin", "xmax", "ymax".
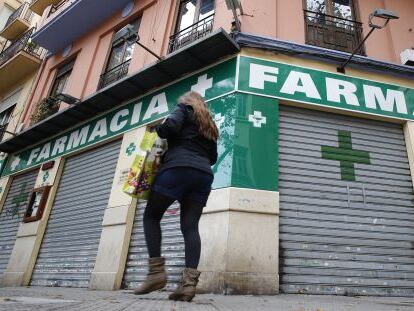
[{"xmin": 400, "ymin": 48, "xmax": 414, "ymax": 66}]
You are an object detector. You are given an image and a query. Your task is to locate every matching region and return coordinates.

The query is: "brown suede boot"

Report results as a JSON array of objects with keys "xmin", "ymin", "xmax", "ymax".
[
  {"xmin": 168, "ymin": 268, "xmax": 201, "ymax": 302},
  {"xmin": 134, "ymin": 257, "xmax": 167, "ymax": 295}
]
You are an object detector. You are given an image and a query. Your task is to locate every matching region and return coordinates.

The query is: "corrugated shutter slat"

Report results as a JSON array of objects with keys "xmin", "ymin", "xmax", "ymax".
[
  {"xmin": 30, "ymin": 140, "xmax": 121, "ymax": 288},
  {"xmin": 0, "ymin": 170, "xmax": 38, "ymax": 277},
  {"xmin": 279, "ymin": 105, "xmax": 414, "ymax": 297},
  {"xmin": 123, "ymin": 201, "xmax": 185, "ymax": 290}
]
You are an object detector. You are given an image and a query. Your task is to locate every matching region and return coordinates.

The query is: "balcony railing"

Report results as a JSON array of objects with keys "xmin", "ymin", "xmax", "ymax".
[
  {"xmin": 304, "ymin": 10, "xmax": 365, "ymax": 55},
  {"xmin": 98, "ymin": 59, "xmax": 131, "ymax": 89},
  {"xmin": 168, "ymin": 14, "xmax": 214, "ymax": 53},
  {"xmin": 4, "ymin": 2, "xmax": 32, "ymax": 30},
  {"xmin": 0, "ymin": 28, "xmax": 43, "ymax": 67},
  {"xmin": 47, "ymin": 0, "xmax": 71, "ymax": 17}
]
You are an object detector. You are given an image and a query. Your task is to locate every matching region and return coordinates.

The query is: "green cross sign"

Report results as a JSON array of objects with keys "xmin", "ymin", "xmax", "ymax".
[
  {"xmin": 126, "ymin": 143, "xmax": 136, "ymax": 156},
  {"xmin": 42, "ymin": 171, "xmax": 49, "ymax": 183},
  {"xmin": 321, "ymin": 131, "xmax": 371, "ymax": 181},
  {"xmin": 10, "ymin": 182, "xmax": 29, "ymax": 218}
]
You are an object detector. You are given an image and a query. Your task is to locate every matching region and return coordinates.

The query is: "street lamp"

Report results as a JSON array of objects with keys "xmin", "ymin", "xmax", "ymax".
[
  {"xmin": 122, "ymin": 25, "xmax": 162, "ymax": 61},
  {"xmin": 54, "ymin": 93, "xmax": 80, "ymax": 105},
  {"xmin": 337, "ymin": 9, "xmax": 399, "ymax": 74}
]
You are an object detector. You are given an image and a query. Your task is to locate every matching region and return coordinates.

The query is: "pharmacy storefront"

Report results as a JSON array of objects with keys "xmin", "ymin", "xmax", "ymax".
[{"xmin": 0, "ymin": 47, "xmax": 414, "ymax": 296}]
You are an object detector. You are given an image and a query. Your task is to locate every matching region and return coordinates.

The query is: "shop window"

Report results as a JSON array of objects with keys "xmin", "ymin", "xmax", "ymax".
[
  {"xmin": 303, "ymin": 0, "xmax": 365, "ymax": 54},
  {"xmin": 23, "ymin": 186, "xmax": 51, "ymax": 223},
  {"xmin": 169, "ymin": 0, "xmax": 215, "ymax": 53},
  {"xmin": 98, "ymin": 18, "xmax": 141, "ymax": 89}
]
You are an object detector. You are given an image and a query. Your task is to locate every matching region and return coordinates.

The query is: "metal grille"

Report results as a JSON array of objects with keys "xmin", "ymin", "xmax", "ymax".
[
  {"xmin": 30, "ymin": 139, "xmax": 121, "ymax": 288},
  {"xmin": 48, "ymin": 0, "xmax": 70, "ymax": 17},
  {"xmin": 4, "ymin": 2, "xmax": 32, "ymax": 29},
  {"xmin": 279, "ymin": 105, "xmax": 414, "ymax": 296},
  {"xmin": 168, "ymin": 14, "xmax": 214, "ymax": 54},
  {"xmin": 122, "ymin": 201, "xmax": 185, "ymax": 290},
  {"xmin": 0, "ymin": 28, "xmax": 44, "ymax": 67},
  {"xmin": 98, "ymin": 59, "xmax": 131, "ymax": 90},
  {"xmin": 0, "ymin": 169, "xmax": 38, "ymax": 278},
  {"xmin": 304, "ymin": 10, "xmax": 364, "ymax": 55}
]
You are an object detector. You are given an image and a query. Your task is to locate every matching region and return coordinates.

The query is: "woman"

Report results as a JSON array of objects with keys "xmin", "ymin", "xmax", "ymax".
[{"xmin": 134, "ymin": 91, "xmax": 219, "ymax": 302}]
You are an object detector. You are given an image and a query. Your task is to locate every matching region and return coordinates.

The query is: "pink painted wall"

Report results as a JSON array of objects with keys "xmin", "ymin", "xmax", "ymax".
[
  {"xmin": 206, "ymin": 0, "xmax": 413, "ymax": 63},
  {"xmin": 214, "ymin": 0, "xmax": 305, "ymax": 43},
  {"xmin": 23, "ymin": 0, "xmax": 172, "ymax": 124},
  {"xmin": 23, "ymin": 0, "xmax": 414, "ymax": 124},
  {"xmin": 383, "ymin": 0, "xmax": 414, "ymax": 62}
]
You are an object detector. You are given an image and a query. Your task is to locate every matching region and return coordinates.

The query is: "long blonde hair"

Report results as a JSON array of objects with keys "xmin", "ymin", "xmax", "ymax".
[{"xmin": 178, "ymin": 91, "xmax": 219, "ymax": 142}]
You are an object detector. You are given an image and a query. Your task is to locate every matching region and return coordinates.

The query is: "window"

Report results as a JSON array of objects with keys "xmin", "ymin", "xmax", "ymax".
[
  {"xmin": 0, "ymin": 87, "xmax": 20, "ymax": 140},
  {"xmin": 169, "ymin": 0, "xmax": 215, "ymax": 53},
  {"xmin": 306, "ymin": 0, "xmax": 355, "ymax": 22},
  {"xmin": 50, "ymin": 59, "xmax": 75, "ymax": 98},
  {"xmin": 175, "ymin": 0, "xmax": 214, "ymax": 33},
  {"xmin": 304, "ymin": 0, "xmax": 364, "ymax": 54},
  {"xmin": 99, "ymin": 18, "xmax": 141, "ymax": 89},
  {"xmin": 23, "ymin": 186, "xmax": 51, "ymax": 223},
  {"xmin": 0, "ymin": 5, "xmax": 13, "ymax": 30},
  {"xmin": 0, "ymin": 105, "xmax": 15, "ymax": 141}
]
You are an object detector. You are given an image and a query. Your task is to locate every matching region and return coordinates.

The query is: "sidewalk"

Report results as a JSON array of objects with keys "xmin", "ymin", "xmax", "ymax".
[{"xmin": 1, "ymin": 286, "xmax": 414, "ymax": 311}]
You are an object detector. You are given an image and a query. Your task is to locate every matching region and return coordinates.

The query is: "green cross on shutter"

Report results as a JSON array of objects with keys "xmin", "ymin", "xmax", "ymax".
[
  {"xmin": 10, "ymin": 182, "xmax": 29, "ymax": 218},
  {"xmin": 321, "ymin": 131, "xmax": 371, "ymax": 181}
]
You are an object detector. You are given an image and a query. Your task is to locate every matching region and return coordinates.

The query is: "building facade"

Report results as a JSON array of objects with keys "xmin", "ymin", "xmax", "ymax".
[
  {"xmin": 0, "ymin": 0, "xmax": 413, "ymax": 296},
  {"xmin": 0, "ymin": 0, "xmax": 45, "ymax": 286},
  {"xmin": 0, "ymin": 0, "xmax": 43, "ymax": 142}
]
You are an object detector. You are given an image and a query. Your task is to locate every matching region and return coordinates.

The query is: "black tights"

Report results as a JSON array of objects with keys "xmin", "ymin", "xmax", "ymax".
[{"xmin": 143, "ymin": 191, "xmax": 204, "ymax": 269}]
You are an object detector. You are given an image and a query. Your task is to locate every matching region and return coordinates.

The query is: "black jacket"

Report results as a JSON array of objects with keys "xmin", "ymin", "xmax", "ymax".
[{"xmin": 156, "ymin": 103, "xmax": 218, "ymax": 175}]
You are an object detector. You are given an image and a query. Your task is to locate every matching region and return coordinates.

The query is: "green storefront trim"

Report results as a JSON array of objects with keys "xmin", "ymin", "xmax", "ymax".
[
  {"xmin": 2, "ymin": 57, "xmax": 237, "ymax": 177},
  {"xmin": 3, "ymin": 53, "xmax": 412, "ymax": 193},
  {"xmin": 210, "ymin": 93, "xmax": 279, "ymax": 191},
  {"xmin": 238, "ymin": 56, "xmax": 414, "ymax": 121}
]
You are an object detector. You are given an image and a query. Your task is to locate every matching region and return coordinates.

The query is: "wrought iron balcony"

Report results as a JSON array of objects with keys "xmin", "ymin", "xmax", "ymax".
[
  {"xmin": 1, "ymin": 2, "xmax": 33, "ymax": 41},
  {"xmin": 98, "ymin": 59, "xmax": 131, "ymax": 90},
  {"xmin": 0, "ymin": 28, "xmax": 44, "ymax": 93},
  {"xmin": 30, "ymin": 0, "xmax": 63, "ymax": 16},
  {"xmin": 168, "ymin": 14, "xmax": 214, "ymax": 53},
  {"xmin": 304, "ymin": 10, "xmax": 365, "ymax": 55},
  {"xmin": 0, "ymin": 28, "xmax": 42, "ymax": 67}
]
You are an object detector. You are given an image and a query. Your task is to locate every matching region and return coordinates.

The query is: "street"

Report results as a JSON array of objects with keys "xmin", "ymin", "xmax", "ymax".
[{"xmin": 1, "ymin": 287, "xmax": 414, "ymax": 311}]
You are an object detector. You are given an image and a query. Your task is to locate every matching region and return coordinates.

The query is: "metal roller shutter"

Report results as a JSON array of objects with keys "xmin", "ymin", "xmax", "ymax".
[
  {"xmin": 279, "ymin": 105, "xmax": 414, "ymax": 297},
  {"xmin": 30, "ymin": 139, "xmax": 121, "ymax": 287},
  {"xmin": 123, "ymin": 201, "xmax": 185, "ymax": 290},
  {"xmin": 0, "ymin": 169, "xmax": 38, "ymax": 277}
]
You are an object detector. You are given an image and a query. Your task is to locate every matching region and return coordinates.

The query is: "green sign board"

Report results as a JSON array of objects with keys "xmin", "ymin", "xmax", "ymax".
[
  {"xmin": 238, "ymin": 56, "xmax": 414, "ymax": 121},
  {"xmin": 2, "ymin": 57, "xmax": 237, "ymax": 176},
  {"xmin": 3, "ymin": 54, "xmax": 414, "ymax": 181}
]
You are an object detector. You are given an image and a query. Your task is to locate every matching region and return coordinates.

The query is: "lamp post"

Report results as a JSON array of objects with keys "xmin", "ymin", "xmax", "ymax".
[
  {"xmin": 122, "ymin": 25, "xmax": 162, "ymax": 61},
  {"xmin": 337, "ymin": 9, "xmax": 399, "ymax": 74},
  {"xmin": 54, "ymin": 93, "xmax": 80, "ymax": 105}
]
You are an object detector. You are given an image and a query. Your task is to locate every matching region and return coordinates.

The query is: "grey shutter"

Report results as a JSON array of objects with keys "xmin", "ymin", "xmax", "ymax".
[
  {"xmin": 123, "ymin": 201, "xmax": 185, "ymax": 290},
  {"xmin": 30, "ymin": 139, "xmax": 121, "ymax": 288},
  {"xmin": 279, "ymin": 105, "xmax": 414, "ymax": 297},
  {"xmin": 0, "ymin": 89, "xmax": 21, "ymax": 114},
  {"xmin": 0, "ymin": 169, "xmax": 38, "ymax": 277}
]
